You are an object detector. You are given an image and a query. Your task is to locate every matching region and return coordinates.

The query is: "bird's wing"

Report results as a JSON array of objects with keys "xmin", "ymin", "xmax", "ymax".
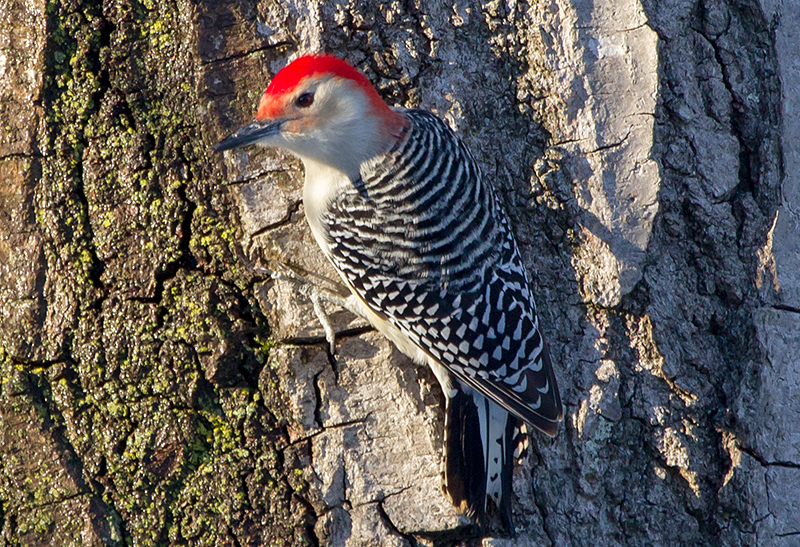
[
  {"xmin": 325, "ymin": 204, "xmax": 563, "ymax": 434},
  {"xmin": 346, "ymin": 240, "xmax": 562, "ymax": 435}
]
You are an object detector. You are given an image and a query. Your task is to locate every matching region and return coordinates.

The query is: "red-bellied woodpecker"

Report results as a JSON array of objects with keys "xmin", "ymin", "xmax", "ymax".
[{"xmin": 213, "ymin": 54, "xmax": 563, "ymax": 531}]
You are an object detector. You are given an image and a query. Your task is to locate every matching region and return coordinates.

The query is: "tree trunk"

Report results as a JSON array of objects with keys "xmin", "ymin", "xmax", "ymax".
[{"xmin": 1, "ymin": 0, "xmax": 797, "ymax": 545}]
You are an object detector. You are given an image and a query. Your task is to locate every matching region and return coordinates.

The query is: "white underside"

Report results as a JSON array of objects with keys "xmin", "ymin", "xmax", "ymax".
[{"xmin": 301, "ymin": 158, "xmax": 350, "ymax": 258}]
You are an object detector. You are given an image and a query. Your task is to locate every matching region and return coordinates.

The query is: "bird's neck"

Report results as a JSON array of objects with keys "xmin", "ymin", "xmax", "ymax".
[{"xmin": 298, "ymin": 109, "xmax": 410, "ymax": 242}]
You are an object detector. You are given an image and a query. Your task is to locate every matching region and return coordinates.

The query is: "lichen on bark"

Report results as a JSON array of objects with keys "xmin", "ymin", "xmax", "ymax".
[{"xmin": 1, "ymin": 0, "xmax": 314, "ymax": 544}]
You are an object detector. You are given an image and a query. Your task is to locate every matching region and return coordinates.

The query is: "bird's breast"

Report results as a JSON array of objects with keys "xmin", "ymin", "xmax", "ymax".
[{"xmin": 301, "ymin": 158, "xmax": 353, "ymax": 256}]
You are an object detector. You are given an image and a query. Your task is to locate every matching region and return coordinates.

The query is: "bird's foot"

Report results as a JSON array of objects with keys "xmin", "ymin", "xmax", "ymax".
[{"xmin": 256, "ymin": 261, "xmax": 365, "ymax": 355}]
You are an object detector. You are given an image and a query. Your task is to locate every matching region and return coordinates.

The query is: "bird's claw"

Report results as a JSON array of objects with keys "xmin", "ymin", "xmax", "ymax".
[{"xmin": 310, "ymin": 290, "xmax": 338, "ymax": 355}]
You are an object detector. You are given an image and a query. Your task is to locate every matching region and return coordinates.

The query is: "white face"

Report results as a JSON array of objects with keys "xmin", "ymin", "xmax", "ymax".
[{"xmin": 257, "ymin": 76, "xmax": 389, "ymax": 176}]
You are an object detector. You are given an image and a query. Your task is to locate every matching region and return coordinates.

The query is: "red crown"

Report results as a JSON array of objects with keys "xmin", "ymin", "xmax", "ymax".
[{"xmin": 265, "ymin": 54, "xmax": 373, "ymax": 98}]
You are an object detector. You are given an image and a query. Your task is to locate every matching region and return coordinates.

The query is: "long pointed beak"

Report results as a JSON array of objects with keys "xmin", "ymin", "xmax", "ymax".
[{"xmin": 212, "ymin": 119, "xmax": 284, "ymax": 152}]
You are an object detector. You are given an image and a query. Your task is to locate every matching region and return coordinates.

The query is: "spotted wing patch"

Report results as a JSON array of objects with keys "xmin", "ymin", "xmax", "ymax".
[{"xmin": 333, "ymin": 232, "xmax": 562, "ymax": 435}]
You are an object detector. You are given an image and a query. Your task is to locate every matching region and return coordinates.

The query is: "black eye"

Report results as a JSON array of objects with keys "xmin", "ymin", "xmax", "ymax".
[{"xmin": 296, "ymin": 92, "xmax": 314, "ymax": 108}]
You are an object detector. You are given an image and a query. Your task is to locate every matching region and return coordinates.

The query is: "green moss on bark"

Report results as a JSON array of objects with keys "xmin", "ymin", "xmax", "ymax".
[{"xmin": 1, "ymin": 0, "xmax": 314, "ymax": 543}]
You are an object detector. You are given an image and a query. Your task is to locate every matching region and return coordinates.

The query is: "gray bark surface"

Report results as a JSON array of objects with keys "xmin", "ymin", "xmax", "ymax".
[{"xmin": 1, "ymin": 0, "xmax": 797, "ymax": 545}]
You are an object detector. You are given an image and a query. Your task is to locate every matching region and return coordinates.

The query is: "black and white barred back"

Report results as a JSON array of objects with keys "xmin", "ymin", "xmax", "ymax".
[{"xmin": 320, "ymin": 109, "xmax": 562, "ymax": 527}]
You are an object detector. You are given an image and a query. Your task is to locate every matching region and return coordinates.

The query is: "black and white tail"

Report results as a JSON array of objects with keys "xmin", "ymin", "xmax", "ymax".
[{"xmin": 443, "ymin": 378, "xmax": 527, "ymax": 533}]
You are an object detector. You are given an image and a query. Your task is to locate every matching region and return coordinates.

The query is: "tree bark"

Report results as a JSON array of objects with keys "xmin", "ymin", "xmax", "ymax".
[{"xmin": 1, "ymin": 0, "xmax": 797, "ymax": 545}]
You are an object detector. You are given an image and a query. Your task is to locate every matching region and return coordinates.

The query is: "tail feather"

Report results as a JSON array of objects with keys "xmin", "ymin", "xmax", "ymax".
[
  {"xmin": 512, "ymin": 422, "xmax": 530, "ymax": 461},
  {"xmin": 501, "ymin": 411, "xmax": 517, "ymax": 533},
  {"xmin": 443, "ymin": 385, "xmax": 487, "ymax": 523},
  {"xmin": 443, "ymin": 379, "xmax": 521, "ymax": 533}
]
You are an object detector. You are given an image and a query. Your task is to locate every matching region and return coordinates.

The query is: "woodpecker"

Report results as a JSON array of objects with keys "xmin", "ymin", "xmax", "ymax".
[{"xmin": 213, "ymin": 54, "xmax": 562, "ymax": 531}]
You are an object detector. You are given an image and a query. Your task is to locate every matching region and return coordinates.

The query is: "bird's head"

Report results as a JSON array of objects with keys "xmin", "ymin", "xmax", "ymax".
[{"xmin": 213, "ymin": 54, "xmax": 408, "ymax": 177}]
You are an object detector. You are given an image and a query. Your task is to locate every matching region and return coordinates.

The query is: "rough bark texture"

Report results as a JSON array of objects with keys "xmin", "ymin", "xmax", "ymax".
[{"xmin": 0, "ymin": 0, "xmax": 797, "ymax": 545}]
